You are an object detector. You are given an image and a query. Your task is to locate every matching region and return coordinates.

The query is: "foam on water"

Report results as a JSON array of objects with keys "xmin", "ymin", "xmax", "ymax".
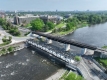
[
  {"xmin": 14, "ymin": 52, "xmax": 18, "ymax": 56},
  {"xmin": 26, "ymin": 59, "xmax": 30, "ymax": 62},
  {"xmin": 10, "ymin": 71, "xmax": 16, "ymax": 75},
  {"xmin": 1, "ymin": 74, "xmax": 6, "ymax": 77},
  {"xmin": 6, "ymin": 63, "xmax": 13, "ymax": 68}
]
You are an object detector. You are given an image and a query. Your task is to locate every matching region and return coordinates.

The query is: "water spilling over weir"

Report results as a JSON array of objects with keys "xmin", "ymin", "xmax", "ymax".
[{"xmin": 0, "ymin": 48, "xmax": 61, "ymax": 80}]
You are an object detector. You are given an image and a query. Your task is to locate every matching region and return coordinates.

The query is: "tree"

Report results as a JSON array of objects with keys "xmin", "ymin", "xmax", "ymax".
[
  {"xmin": 0, "ymin": 18, "xmax": 6, "ymax": 26},
  {"xmin": 2, "ymin": 48, "xmax": 6, "ymax": 52},
  {"xmin": 30, "ymin": 18, "xmax": 44, "ymax": 31},
  {"xmin": 46, "ymin": 21, "xmax": 55, "ymax": 30},
  {"xmin": 2, "ymin": 36, "xmax": 7, "ymax": 42}
]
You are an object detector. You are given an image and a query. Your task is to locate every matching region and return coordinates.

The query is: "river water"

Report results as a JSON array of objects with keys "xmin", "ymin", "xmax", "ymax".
[
  {"xmin": 0, "ymin": 48, "xmax": 61, "ymax": 80},
  {"xmin": 65, "ymin": 22, "xmax": 107, "ymax": 47}
]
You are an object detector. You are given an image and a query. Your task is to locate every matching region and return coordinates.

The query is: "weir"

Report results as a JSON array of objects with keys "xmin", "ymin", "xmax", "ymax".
[{"xmin": 26, "ymin": 39, "xmax": 86, "ymax": 77}]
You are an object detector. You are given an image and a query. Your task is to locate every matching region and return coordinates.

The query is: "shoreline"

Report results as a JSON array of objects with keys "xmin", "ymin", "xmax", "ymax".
[{"xmin": 51, "ymin": 30, "xmax": 74, "ymax": 37}]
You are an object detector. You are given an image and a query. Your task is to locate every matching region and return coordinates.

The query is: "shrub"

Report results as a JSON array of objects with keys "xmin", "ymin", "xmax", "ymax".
[
  {"xmin": 7, "ymin": 47, "xmax": 13, "ymax": 52},
  {"xmin": 75, "ymin": 56, "xmax": 81, "ymax": 61}
]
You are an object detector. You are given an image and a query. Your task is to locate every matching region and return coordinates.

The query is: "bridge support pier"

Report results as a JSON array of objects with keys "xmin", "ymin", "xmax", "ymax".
[
  {"xmin": 46, "ymin": 39, "xmax": 52, "ymax": 44},
  {"xmin": 65, "ymin": 44, "xmax": 70, "ymax": 51},
  {"xmin": 38, "ymin": 35, "xmax": 43, "ymax": 39},
  {"xmin": 81, "ymin": 48, "xmax": 87, "ymax": 55}
]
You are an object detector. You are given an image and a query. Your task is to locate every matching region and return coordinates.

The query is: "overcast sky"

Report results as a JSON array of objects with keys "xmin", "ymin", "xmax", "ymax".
[{"xmin": 0, "ymin": 0, "xmax": 107, "ymax": 11}]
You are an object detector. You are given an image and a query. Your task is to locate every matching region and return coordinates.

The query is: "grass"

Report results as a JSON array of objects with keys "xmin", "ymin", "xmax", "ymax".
[
  {"xmin": 102, "ymin": 46, "xmax": 107, "ymax": 49},
  {"xmin": 77, "ymin": 23, "xmax": 88, "ymax": 28},
  {"xmin": 46, "ymin": 22, "xmax": 65, "ymax": 33},
  {"xmin": 59, "ymin": 70, "xmax": 69, "ymax": 80},
  {"xmin": 0, "ymin": 41, "xmax": 11, "ymax": 47},
  {"xmin": 53, "ymin": 28, "xmax": 75, "ymax": 36},
  {"xmin": 65, "ymin": 72, "xmax": 83, "ymax": 80},
  {"xmin": 60, "ymin": 71, "xmax": 83, "ymax": 80},
  {"xmin": 95, "ymin": 57, "xmax": 107, "ymax": 68},
  {"xmin": 55, "ymin": 22, "xmax": 65, "ymax": 28}
]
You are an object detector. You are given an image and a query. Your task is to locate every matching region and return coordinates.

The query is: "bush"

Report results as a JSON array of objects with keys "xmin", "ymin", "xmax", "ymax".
[
  {"xmin": 75, "ymin": 56, "xmax": 81, "ymax": 61},
  {"xmin": 2, "ymin": 48, "xmax": 6, "ymax": 52},
  {"xmin": 7, "ymin": 46, "xmax": 13, "ymax": 52}
]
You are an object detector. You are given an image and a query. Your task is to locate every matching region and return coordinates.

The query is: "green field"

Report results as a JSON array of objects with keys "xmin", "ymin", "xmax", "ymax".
[
  {"xmin": 60, "ymin": 71, "xmax": 83, "ymax": 80},
  {"xmin": 102, "ymin": 46, "xmax": 107, "ymax": 49},
  {"xmin": 95, "ymin": 57, "xmax": 107, "ymax": 67},
  {"xmin": 55, "ymin": 22, "xmax": 65, "ymax": 28}
]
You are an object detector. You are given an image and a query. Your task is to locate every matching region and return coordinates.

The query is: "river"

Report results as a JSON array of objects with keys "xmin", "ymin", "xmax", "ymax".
[
  {"xmin": 0, "ymin": 48, "xmax": 61, "ymax": 80},
  {"xmin": 65, "ymin": 22, "xmax": 107, "ymax": 47}
]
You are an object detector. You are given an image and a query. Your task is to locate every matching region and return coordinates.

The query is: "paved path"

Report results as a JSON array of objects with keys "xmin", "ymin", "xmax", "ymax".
[{"xmin": 46, "ymin": 69, "xmax": 66, "ymax": 80}]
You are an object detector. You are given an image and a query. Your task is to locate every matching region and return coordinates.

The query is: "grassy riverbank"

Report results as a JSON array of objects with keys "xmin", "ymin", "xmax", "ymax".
[
  {"xmin": 52, "ymin": 22, "xmax": 88, "ymax": 36},
  {"xmin": 102, "ymin": 46, "xmax": 107, "ymax": 49},
  {"xmin": 60, "ymin": 71, "xmax": 83, "ymax": 80},
  {"xmin": 0, "ymin": 46, "xmax": 15, "ymax": 55},
  {"xmin": 94, "ymin": 57, "xmax": 107, "ymax": 68}
]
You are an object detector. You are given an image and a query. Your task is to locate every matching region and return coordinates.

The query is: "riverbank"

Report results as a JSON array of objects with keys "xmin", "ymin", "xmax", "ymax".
[
  {"xmin": 0, "ymin": 41, "xmax": 25, "ymax": 56},
  {"xmin": 52, "ymin": 23, "xmax": 88, "ymax": 37}
]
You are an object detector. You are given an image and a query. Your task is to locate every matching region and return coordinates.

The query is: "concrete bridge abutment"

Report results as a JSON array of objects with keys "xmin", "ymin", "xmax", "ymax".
[
  {"xmin": 65, "ymin": 44, "xmax": 70, "ymax": 51},
  {"xmin": 46, "ymin": 39, "xmax": 52, "ymax": 44}
]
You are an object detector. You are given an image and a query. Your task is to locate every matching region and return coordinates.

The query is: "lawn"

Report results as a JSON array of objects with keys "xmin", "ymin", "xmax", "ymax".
[
  {"xmin": 55, "ymin": 22, "xmax": 65, "ymax": 28},
  {"xmin": 95, "ymin": 57, "xmax": 107, "ymax": 68},
  {"xmin": 60, "ymin": 71, "xmax": 83, "ymax": 80},
  {"xmin": 55, "ymin": 28, "xmax": 75, "ymax": 36},
  {"xmin": 102, "ymin": 46, "xmax": 107, "ymax": 49},
  {"xmin": 65, "ymin": 72, "xmax": 83, "ymax": 80}
]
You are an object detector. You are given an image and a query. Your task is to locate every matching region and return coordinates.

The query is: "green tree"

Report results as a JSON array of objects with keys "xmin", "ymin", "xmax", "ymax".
[
  {"xmin": 0, "ymin": 18, "xmax": 6, "ymax": 26},
  {"xmin": 46, "ymin": 21, "xmax": 55, "ymax": 30},
  {"xmin": 2, "ymin": 48, "xmax": 6, "ymax": 52},
  {"xmin": 30, "ymin": 18, "xmax": 44, "ymax": 31},
  {"xmin": 2, "ymin": 36, "xmax": 7, "ymax": 42}
]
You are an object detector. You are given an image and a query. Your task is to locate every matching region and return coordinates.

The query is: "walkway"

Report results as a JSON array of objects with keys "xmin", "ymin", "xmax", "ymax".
[{"xmin": 46, "ymin": 69, "xmax": 66, "ymax": 80}]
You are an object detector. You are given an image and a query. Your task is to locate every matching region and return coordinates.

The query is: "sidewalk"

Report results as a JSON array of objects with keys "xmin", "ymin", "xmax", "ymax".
[{"xmin": 46, "ymin": 69, "xmax": 66, "ymax": 80}]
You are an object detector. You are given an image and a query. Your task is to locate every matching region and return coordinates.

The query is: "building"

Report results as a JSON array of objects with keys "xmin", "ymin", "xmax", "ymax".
[
  {"xmin": 14, "ymin": 15, "xmax": 39, "ymax": 25},
  {"xmin": 14, "ymin": 14, "xmax": 63, "ymax": 25},
  {"xmin": 40, "ymin": 15, "xmax": 63, "ymax": 24},
  {"xmin": 0, "ymin": 12, "xmax": 5, "ymax": 19}
]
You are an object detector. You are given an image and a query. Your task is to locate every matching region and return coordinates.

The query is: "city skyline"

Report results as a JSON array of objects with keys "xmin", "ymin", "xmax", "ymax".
[{"xmin": 0, "ymin": 0, "xmax": 107, "ymax": 11}]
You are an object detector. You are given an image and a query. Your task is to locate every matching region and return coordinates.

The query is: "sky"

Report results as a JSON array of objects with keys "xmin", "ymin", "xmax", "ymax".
[{"xmin": 0, "ymin": 0, "xmax": 107, "ymax": 11}]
